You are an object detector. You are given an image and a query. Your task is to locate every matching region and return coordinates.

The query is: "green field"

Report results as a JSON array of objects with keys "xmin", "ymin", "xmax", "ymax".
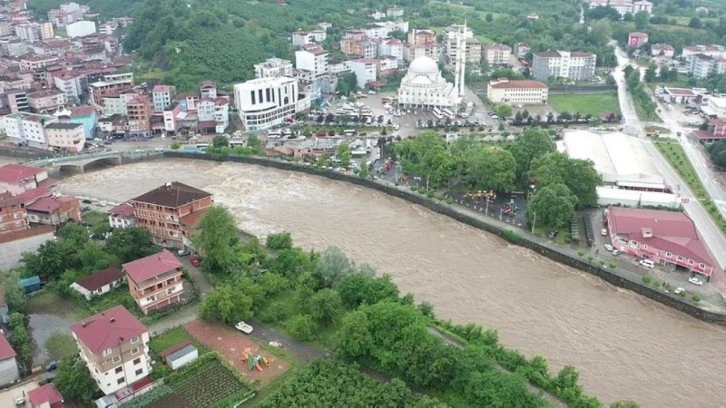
[
  {"xmin": 548, "ymin": 93, "xmax": 621, "ymax": 117},
  {"xmin": 149, "ymin": 327, "xmax": 207, "ymax": 355}
]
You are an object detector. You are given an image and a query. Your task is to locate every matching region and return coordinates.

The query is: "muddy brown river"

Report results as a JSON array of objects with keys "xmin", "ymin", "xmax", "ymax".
[{"xmin": 58, "ymin": 159, "xmax": 726, "ymax": 407}]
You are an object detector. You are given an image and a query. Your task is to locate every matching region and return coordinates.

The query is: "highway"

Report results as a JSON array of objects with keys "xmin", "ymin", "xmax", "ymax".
[{"xmin": 611, "ymin": 42, "xmax": 726, "ymax": 288}]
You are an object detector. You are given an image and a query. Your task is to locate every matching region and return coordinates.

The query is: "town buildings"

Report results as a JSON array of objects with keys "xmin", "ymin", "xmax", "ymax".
[
  {"xmin": 532, "ymin": 50, "xmax": 597, "ymax": 81},
  {"xmin": 70, "ymin": 305, "xmax": 151, "ymax": 395},
  {"xmin": 398, "ymin": 56, "xmax": 457, "ymax": 110},
  {"xmin": 350, "ymin": 59, "xmax": 377, "ymax": 89},
  {"xmin": 66, "ymin": 20, "xmax": 96, "ymax": 37},
  {"xmin": 70, "ymin": 267, "xmax": 125, "ymax": 300},
  {"xmin": 129, "ymin": 182, "xmax": 213, "ymax": 249},
  {"xmin": 443, "ymin": 24, "xmax": 473, "ymax": 62},
  {"xmin": 651, "ymin": 43, "xmax": 675, "ymax": 58},
  {"xmin": 486, "ymin": 78, "xmax": 549, "ymax": 104},
  {"xmin": 686, "ymin": 53, "xmax": 726, "ymax": 79},
  {"xmin": 108, "ymin": 202, "xmax": 136, "ymax": 229},
  {"xmin": 484, "ymin": 43, "xmax": 512, "ymax": 66},
  {"xmin": 514, "ymin": 42, "xmax": 531, "ymax": 59},
  {"xmin": 25, "ymin": 195, "xmax": 82, "ymax": 225},
  {"xmin": 405, "ymin": 29, "xmax": 438, "ymax": 62},
  {"xmin": 89, "ymin": 72, "xmax": 134, "ymax": 107},
  {"xmin": 606, "ymin": 207, "xmax": 714, "ymax": 277},
  {"xmin": 295, "ymin": 44, "xmax": 328, "ymax": 79},
  {"xmin": 254, "ymin": 58, "xmax": 294, "ymax": 79},
  {"xmin": 0, "ymin": 195, "xmax": 28, "ymax": 234},
  {"xmin": 627, "ymin": 32, "xmax": 648, "ymax": 48},
  {"xmin": 588, "ymin": 0, "xmax": 652, "ymax": 16},
  {"xmin": 122, "ymin": 250, "xmax": 185, "ymax": 314},
  {"xmin": 234, "ymin": 76, "xmax": 300, "ymax": 131},
  {"xmin": 152, "ymin": 85, "xmax": 176, "ymax": 114},
  {"xmin": 28, "ymin": 383, "xmax": 64, "ymax": 408},
  {"xmin": 48, "ymin": 2, "xmax": 88, "ymax": 27},
  {"xmin": 0, "ymin": 164, "xmax": 49, "ymax": 196},
  {"xmin": 0, "ymin": 335, "xmax": 19, "ymax": 386}
]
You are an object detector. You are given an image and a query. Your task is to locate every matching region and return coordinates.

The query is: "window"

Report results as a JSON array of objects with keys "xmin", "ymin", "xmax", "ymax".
[
  {"xmin": 665, "ymin": 252, "xmax": 672, "ymax": 257},
  {"xmin": 102, "ymin": 348, "xmax": 113, "ymax": 357},
  {"xmin": 131, "ymin": 336, "xmax": 139, "ymax": 344},
  {"xmin": 117, "ymin": 378, "xmax": 125, "ymax": 385},
  {"xmin": 135, "ymin": 368, "xmax": 143, "ymax": 376},
  {"xmin": 688, "ymin": 260, "xmax": 694, "ymax": 265},
  {"xmin": 699, "ymin": 263, "xmax": 706, "ymax": 269},
  {"xmin": 112, "ymin": 355, "xmax": 121, "ymax": 364},
  {"xmin": 115, "ymin": 366, "xmax": 123, "ymax": 374},
  {"xmin": 677, "ymin": 256, "xmax": 684, "ymax": 261},
  {"xmin": 133, "ymin": 357, "xmax": 141, "ymax": 365},
  {"xmin": 131, "ymin": 347, "xmax": 139, "ymax": 355},
  {"xmin": 145, "ymin": 296, "xmax": 155, "ymax": 303}
]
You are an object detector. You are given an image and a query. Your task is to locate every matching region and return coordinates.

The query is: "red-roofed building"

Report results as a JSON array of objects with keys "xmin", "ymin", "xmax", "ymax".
[
  {"xmin": 108, "ymin": 202, "xmax": 135, "ymax": 229},
  {"xmin": 122, "ymin": 250, "xmax": 184, "ymax": 314},
  {"xmin": 70, "ymin": 267, "xmax": 125, "ymax": 300},
  {"xmin": 487, "ymin": 78, "xmax": 549, "ymax": 104},
  {"xmin": 628, "ymin": 32, "xmax": 649, "ymax": 49},
  {"xmin": 0, "ymin": 193, "xmax": 29, "ymax": 235},
  {"xmin": 70, "ymin": 306, "xmax": 151, "ymax": 395},
  {"xmin": 0, "ymin": 334, "xmax": 19, "ymax": 386},
  {"xmin": 28, "ymin": 383, "xmax": 64, "ymax": 408},
  {"xmin": 606, "ymin": 207, "xmax": 714, "ymax": 277},
  {"xmin": 0, "ymin": 164, "xmax": 49, "ymax": 196},
  {"xmin": 25, "ymin": 195, "xmax": 81, "ymax": 226}
]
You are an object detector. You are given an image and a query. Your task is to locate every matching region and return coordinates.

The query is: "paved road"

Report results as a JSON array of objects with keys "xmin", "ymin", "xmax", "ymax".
[{"xmin": 610, "ymin": 42, "xmax": 726, "ymax": 287}]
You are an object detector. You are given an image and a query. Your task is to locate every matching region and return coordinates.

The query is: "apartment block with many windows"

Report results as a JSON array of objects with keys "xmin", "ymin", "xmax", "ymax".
[
  {"xmin": 122, "ymin": 250, "xmax": 185, "ymax": 315},
  {"xmin": 70, "ymin": 306, "xmax": 151, "ymax": 396}
]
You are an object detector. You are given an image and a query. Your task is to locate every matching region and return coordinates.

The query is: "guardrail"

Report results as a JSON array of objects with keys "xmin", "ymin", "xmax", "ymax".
[{"xmin": 26, "ymin": 149, "xmax": 165, "ymax": 167}]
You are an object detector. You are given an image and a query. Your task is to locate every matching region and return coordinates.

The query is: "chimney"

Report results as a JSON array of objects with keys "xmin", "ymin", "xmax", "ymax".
[
  {"xmin": 641, "ymin": 227, "xmax": 653, "ymax": 239},
  {"xmin": 82, "ymin": 322, "xmax": 86, "ymax": 327},
  {"xmin": 110, "ymin": 317, "xmax": 116, "ymax": 323}
]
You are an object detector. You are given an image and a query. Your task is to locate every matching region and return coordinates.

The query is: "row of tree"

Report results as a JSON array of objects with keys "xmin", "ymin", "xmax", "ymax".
[{"xmin": 624, "ymin": 66, "xmax": 659, "ymax": 121}]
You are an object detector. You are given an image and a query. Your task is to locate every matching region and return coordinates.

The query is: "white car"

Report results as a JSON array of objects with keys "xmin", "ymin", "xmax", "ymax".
[
  {"xmin": 601, "ymin": 228, "xmax": 608, "ymax": 236},
  {"xmin": 235, "ymin": 321, "xmax": 254, "ymax": 334},
  {"xmin": 688, "ymin": 277, "xmax": 704, "ymax": 286},
  {"xmin": 604, "ymin": 244, "xmax": 614, "ymax": 252},
  {"xmin": 674, "ymin": 287, "xmax": 684, "ymax": 295}
]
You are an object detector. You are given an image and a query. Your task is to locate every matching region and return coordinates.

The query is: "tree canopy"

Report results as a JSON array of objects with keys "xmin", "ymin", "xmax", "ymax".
[
  {"xmin": 529, "ymin": 152, "xmax": 601, "ymax": 208},
  {"xmin": 191, "ymin": 206, "xmax": 240, "ymax": 273}
]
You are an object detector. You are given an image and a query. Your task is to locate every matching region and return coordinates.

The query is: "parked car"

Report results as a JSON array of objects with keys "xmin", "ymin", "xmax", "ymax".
[
  {"xmin": 611, "ymin": 250, "xmax": 622, "ymax": 256},
  {"xmin": 688, "ymin": 277, "xmax": 704, "ymax": 286},
  {"xmin": 638, "ymin": 259, "xmax": 655, "ymax": 269},
  {"xmin": 177, "ymin": 249, "xmax": 190, "ymax": 257},
  {"xmin": 548, "ymin": 229, "xmax": 559, "ymax": 238},
  {"xmin": 604, "ymin": 244, "xmax": 614, "ymax": 252},
  {"xmin": 235, "ymin": 321, "xmax": 254, "ymax": 334},
  {"xmin": 39, "ymin": 377, "xmax": 54, "ymax": 386},
  {"xmin": 674, "ymin": 287, "xmax": 684, "ymax": 295},
  {"xmin": 601, "ymin": 228, "xmax": 608, "ymax": 236},
  {"xmin": 46, "ymin": 361, "xmax": 58, "ymax": 372}
]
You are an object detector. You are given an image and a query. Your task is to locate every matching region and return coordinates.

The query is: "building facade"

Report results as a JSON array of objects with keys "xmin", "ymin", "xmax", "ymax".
[
  {"xmin": 108, "ymin": 202, "xmax": 135, "ymax": 229},
  {"xmin": 152, "ymin": 85, "xmax": 176, "ymax": 114},
  {"xmin": 234, "ymin": 77, "xmax": 300, "ymax": 131},
  {"xmin": 486, "ymin": 78, "xmax": 549, "ymax": 104},
  {"xmin": 123, "ymin": 250, "xmax": 185, "ymax": 314},
  {"xmin": 484, "ymin": 44, "xmax": 512, "ymax": 66},
  {"xmin": 398, "ymin": 56, "xmax": 457, "ymax": 109},
  {"xmin": 0, "ymin": 196, "xmax": 29, "ymax": 235},
  {"xmin": 254, "ymin": 58, "xmax": 294, "ymax": 79},
  {"xmin": 43, "ymin": 122, "xmax": 85, "ymax": 152},
  {"xmin": 26, "ymin": 195, "xmax": 82, "ymax": 225},
  {"xmin": 532, "ymin": 50, "xmax": 596, "ymax": 81},
  {"xmin": 70, "ymin": 306, "xmax": 151, "ymax": 395}
]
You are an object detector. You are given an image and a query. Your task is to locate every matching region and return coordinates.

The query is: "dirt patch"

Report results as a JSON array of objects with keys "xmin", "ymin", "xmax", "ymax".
[{"xmin": 184, "ymin": 320, "xmax": 290, "ymax": 387}]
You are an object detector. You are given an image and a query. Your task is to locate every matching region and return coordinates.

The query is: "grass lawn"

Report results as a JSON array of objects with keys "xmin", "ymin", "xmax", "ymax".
[
  {"xmin": 149, "ymin": 327, "xmax": 207, "ymax": 355},
  {"xmin": 27, "ymin": 292, "xmax": 87, "ymax": 320},
  {"xmin": 81, "ymin": 210, "xmax": 108, "ymax": 226},
  {"xmin": 647, "ymin": 78, "xmax": 691, "ymax": 91},
  {"xmin": 653, "ymin": 139, "xmax": 726, "ymax": 234},
  {"xmin": 548, "ymin": 93, "xmax": 621, "ymax": 117}
]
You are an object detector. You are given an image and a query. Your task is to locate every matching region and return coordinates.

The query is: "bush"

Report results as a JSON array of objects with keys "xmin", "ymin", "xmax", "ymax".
[
  {"xmin": 258, "ymin": 301, "xmax": 289, "ymax": 323},
  {"xmin": 287, "ymin": 314, "xmax": 317, "ymax": 341},
  {"xmin": 692, "ymin": 294, "xmax": 702, "ymax": 303},
  {"xmin": 642, "ymin": 275, "xmax": 651, "ymax": 283},
  {"xmin": 577, "ymin": 250, "xmax": 584, "ymax": 257},
  {"xmin": 608, "ymin": 262, "xmax": 617, "ymax": 269},
  {"xmin": 266, "ymin": 232, "xmax": 293, "ymax": 250}
]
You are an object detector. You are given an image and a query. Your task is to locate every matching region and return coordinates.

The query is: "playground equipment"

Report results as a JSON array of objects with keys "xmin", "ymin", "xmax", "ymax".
[
  {"xmin": 241, "ymin": 347, "xmax": 267, "ymax": 372},
  {"xmin": 463, "ymin": 190, "xmax": 496, "ymax": 202}
]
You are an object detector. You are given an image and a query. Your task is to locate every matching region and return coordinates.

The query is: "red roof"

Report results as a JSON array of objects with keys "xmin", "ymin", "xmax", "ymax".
[
  {"xmin": 123, "ymin": 249, "xmax": 181, "ymax": 283},
  {"xmin": 0, "ymin": 335, "xmax": 16, "ymax": 360},
  {"xmin": 74, "ymin": 267, "xmax": 124, "ymax": 291},
  {"xmin": 71, "ymin": 106, "xmax": 95, "ymax": 116},
  {"xmin": 0, "ymin": 164, "xmax": 44, "ymax": 185},
  {"xmin": 108, "ymin": 201, "xmax": 135, "ymax": 218},
  {"xmin": 159, "ymin": 340, "xmax": 192, "ymax": 358},
  {"xmin": 608, "ymin": 207, "xmax": 713, "ymax": 268},
  {"xmin": 197, "ymin": 120, "xmax": 216, "ymax": 129},
  {"xmin": 28, "ymin": 384, "xmax": 64, "ymax": 408},
  {"xmin": 70, "ymin": 306, "xmax": 147, "ymax": 354},
  {"xmin": 179, "ymin": 208, "xmax": 207, "ymax": 230},
  {"xmin": 26, "ymin": 196, "xmax": 77, "ymax": 213},
  {"xmin": 489, "ymin": 79, "xmax": 547, "ymax": 89}
]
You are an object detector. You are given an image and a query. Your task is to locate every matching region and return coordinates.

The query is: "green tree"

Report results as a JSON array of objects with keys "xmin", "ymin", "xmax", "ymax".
[
  {"xmin": 315, "ymin": 246, "xmax": 353, "ymax": 288},
  {"xmin": 337, "ymin": 273, "xmax": 399, "ymax": 308},
  {"xmin": 309, "ymin": 288, "xmax": 343, "ymax": 326},
  {"xmin": 286, "ymin": 314, "xmax": 317, "ymax": 341},
  {"xmin": 336, "ymin": 310, "xmax": 374, "ymax": 357},
  {"xmin": 54, "ymin": 355, "xmax": 97, "ymax": 404},
  {"xmin": 633, "ymin": 11, "xmax": 650, "ymax": 30},
  {"xmin": 192, "ymin": 206, "xmax": 240, "ymax": 273},
  {"xmin": 336, "ymin": 141, "xmax": 352, "ymax": 168},
  {"xmin": 104, "ymin": 227, "xmax": 155, "ymax": 263},
  {"xmin": 485, "ymin": 13, "xmax": 493, "ymax": 22},
  {"xmin": 688, "ymin": 17, "xmax": 702, "ymax": 29},
  {"xmin": 247, "ymin": 134, "xmax": 262, "ymax": 153},
  {"xmin": 265, "ymin": 247, "xmax": 315, "ymax": 279},
  {"xmin": 644, "ymin": 64, "xmax": 658, "ymax": 83},
  {"xmin": 708, "ymin": 139, "xmax": 726, "ymax": 168},
  {"xmin": 170, "ymin": 140, "xmax": 181, "ymax": 150},
  {"xmin": 266, "ymin": 231, "xmax": 293, "ymax": 250},
  {"xmin": 496, "ymin": 104, "xmax": 513, "ymax": 119},
  {"xmin": 611, "ymin": 401, "xmax": 640, "ymax": 408},
  {"xmin": 529, "ymin": 152, "xmax": 601, "ymax": 208},
  {"xmin": 200, "ymin": 284, "xmax": 254, "ymax": 324},
  {"xmin": 508, "ymin": 127, "xmax": 555, "ymax": 182},
  {"xmin": 526, "ymin": 183, "xmax": 578, "ymax": 229},
  {"xmin": 3, "ymin": 277, "xmax": 26, "ymax": 314},
  {"xmin": 213, "ymin": 135, "xmax": 229, "ymax": 148},
  {"xmin": 7, "ymin": 312, "xmax": 31, "ymax": 374},
  {"xmin": 461, "ymin": 145, "xmax": 517, "ymax": 192}
]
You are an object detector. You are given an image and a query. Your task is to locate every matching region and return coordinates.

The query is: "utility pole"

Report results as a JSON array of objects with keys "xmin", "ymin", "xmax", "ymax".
[{"xmin": 531, "ymin": 211, "xmax": 536, "ymax": 234}]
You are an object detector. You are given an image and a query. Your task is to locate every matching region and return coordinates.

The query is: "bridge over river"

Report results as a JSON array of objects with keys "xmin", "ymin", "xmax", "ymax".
[{"xmin": 25, "ymin": 149, "xmax": 165, "ymax": 174}]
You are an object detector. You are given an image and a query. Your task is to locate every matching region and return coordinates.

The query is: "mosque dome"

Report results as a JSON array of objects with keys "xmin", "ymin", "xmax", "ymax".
[{"xmin": 408, "ymin": 56, "xmax": 439, "ymax": 74}]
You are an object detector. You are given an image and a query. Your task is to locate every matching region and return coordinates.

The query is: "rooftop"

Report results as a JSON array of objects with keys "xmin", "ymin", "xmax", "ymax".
[
  {"xmin": 108, "ymin": 201, "xmax": 135, "ymax": 218},
  {"xmin": 28, "ymin": 383, "xmax": 64, "ymax": 408},
  {"xmin": 0, "ymin": 164, "xmax": 44, "ymax": 185},
  {"xmin": 159, "ymin": 340, "xmax": 193, "ymax": 358},
  {"xmin": 131, "ymin": 181, "xmax": 211, "ymax": 208},
  {"xmin": 70, "ymin": 305, "xmax": 147, "ymax": 354},
  {"xmin": 74, "ymin": 267, "xmax": 124, "ymax": 292},
  {"xmin": 26, "ymin": 195, "xmax": 77, "ymax": 213},
  {"xmin": 122, "ymin": 249, "xmax": 182, "ymax": 283},
  {"xmin": 608, "ymin": 207, "xmax": 713, "ymax": 268},
  {"xmin": 45, "ymin": 122, "xmax": 83, "ymax": 130},
  {"xmin": 0, "ymin": 334, "xmax": 16, "ymax": 360},
  {"xmin": 489, "ymin": 79, "xmax": 547, "ymax": 89},
  {"xmin": 665, "ymin": 87, "xmax": 695, "ymax": 96}
]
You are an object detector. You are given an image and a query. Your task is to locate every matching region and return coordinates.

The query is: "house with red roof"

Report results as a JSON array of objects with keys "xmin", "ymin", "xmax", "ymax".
[
  {"xmin": 70, "ymin": 267, "xmax": 125, "ymax": 300},
  {"xmin": 25, "ymin": 195, "xmax": 82, "ymax": 226},
  {"xmin": 122, "ymin": 250, "xmax": 184, "ymax": 315},
  {"xmin": 28, "ymin": 383, "xmax": 64, "ymax": 408},
  {"xmin": 0, "ymin": 164, "xmax": 49, "ymax": 196},
  {"xmin": 0, "ymin": 334, "xmax": 19, "ymax": 386},
  {"xmin": 70, "ymin": 306, "xmax": 151, "ymax": 396},
  {"xmin": 606, "ymin": 207, "xmax": 715, "ymax": 278},
  {"xmin": 107, "ymin": 201, "xmax": 135, "ymax": 229},
  {"xmin": 0, "ymin": 192, "xmax": 29, "ymax": 235}
]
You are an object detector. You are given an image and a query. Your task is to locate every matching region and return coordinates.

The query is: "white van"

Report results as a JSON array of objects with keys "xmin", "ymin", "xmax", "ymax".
[{"xmin": 639, "ymin": 259, "xmax": 655, "ymax": 269}]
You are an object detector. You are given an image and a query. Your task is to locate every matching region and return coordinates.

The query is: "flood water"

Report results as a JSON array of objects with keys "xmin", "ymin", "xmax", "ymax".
[{"xmin": 58, "ymin": 159, "xmax": 726, "ymax": 407}]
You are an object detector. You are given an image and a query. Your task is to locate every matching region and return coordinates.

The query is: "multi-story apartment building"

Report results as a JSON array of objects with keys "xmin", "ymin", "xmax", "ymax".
[
  {"xmin": 163, "ymin": 102, "xmax": 180, "ymax": 133},
  {"xmin": 26, "ymin": 194, "xmax": 82, "ymax": 224},
  {"xmin": 43, "ymin": 122, "xmax": 84, "ymax": 152},
  {"xmin": 234, "ymin": 76, "xmax": 300, "ymax": 131},
  {"xmin": 18, "ymin": 55, "xmax": 58, "ymax": 71},
  {"xmin": 28, "ymin": 89, "xmax": 67, "ymax": 113},
  {"xmin": 4, "ymin": 112, "xmax": 55, "ymax": 150},
  {"xmin": 151, "ymin": 85, "xmax": 176, "ymax": 114},
  {"xmin": 255, "ymin": 58, "xmax": 294, "ymax": 79},
  {"xmin": 514, "ymin": 42, "xmax": 531, "ymax": 59},
  {"xmin": 588, "ymin": 0, "xmax": 652, "ymax": 16},
  {"xmin": 89, "ymin": 73, "xmax": 134, "ymax": 107},
  {"xmin": 0, "ymin": 195, "xmax": 29, "ymax": 235},
  {"xmin": 443, "ymin": 24, "xmax": 474, "ymax": 62},
  {"xmin": 1, "ymin": 39, "xmax": 28, "ymax": 57},
  {"xmin": 108, "ymin": 202, "xmax": 135, "ymax": 229},
  {"xmin": 682, "ymin": 44, "xmax": 726, "ymax": 60},
  {"xmin": 295, "ymin": 44, "xmax": 328, "ymax": 78},
  {"xmin": 130, "ymin": 181, "xmax": 213, "ymax": 249},
  {"xmin": 651, "ymin": 43, "xmax": 675, "ymax": 58},
  {"xmin": 487, "ymin": 78, "xmax": 549, "ymax": 104},
  {"xmin": 686, "ymin": 53, "xmax": 726, "ymax": 79},
  {"xmin": 48, "ymin": 2, "xmax": 87, "ymax": 27},
  {"xmin": 14, "ymin": 23, "xmax": 39, "ymax": 42},
  {"xmin": 5, "ymin": 89, "xmax": 30, "ymax": 113},
  {"xmin": 532, "ymin": 50, "xmax": 596, "ymax": 81},
  {"xmin": 484, "ymin": 43, "xmax": 512, "ymax": 66},
  {"xmin": 378, "ymin": 38, "xmax": 404, "ymax": 61},
  {"xmin": 0, "ymin": 164, "xmax": 49, "ymax": 196},
  {"xmin": 123, "ymin": 250, "xmax": 185, "ymax": 314},
  {"xmin": 199, "ymin": 80, "xmax": 217, "ymax": 100},
  {"xmin": 53, "ymin": 71, "xmax": 85, "ymax": 101},
  {"xmin": 126, "ymin": 94, "xmax": 151, "ymax": 134},
  {"xmin": 70, "ymin": 306, "xmax": 152, "ymax": 395},
  {"xmin": 350, "ymin": 59, "xmax": 377, "ymax": 89}
]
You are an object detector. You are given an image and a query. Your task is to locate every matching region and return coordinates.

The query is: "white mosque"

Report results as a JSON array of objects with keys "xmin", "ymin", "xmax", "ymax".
[{"xmin": 398, "ymin": 23, "xmax": 467, "ymax": 112}]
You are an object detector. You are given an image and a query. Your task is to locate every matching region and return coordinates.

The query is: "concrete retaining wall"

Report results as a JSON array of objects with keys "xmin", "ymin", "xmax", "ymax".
[{"xmin": 163, "ymin": 151, "xmax": 726, "ymax": 324}]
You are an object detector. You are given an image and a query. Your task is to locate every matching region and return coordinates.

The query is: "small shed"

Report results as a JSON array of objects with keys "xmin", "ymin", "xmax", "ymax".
[
  {"xmin": 19, "ymin": 276, "xmax": 41, "ymax": 294},
  {"xmin": 159, "ymin": 341, "xmax": 198, "ymax": 370}
]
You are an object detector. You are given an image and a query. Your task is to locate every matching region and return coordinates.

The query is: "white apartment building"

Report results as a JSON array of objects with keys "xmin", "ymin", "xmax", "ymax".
[
  {"xmin": 682, "ymin": 44, "xmax": 726, "ymax": 60},
  {"xmin": 443, "ymin": 24, "xmax": 474, "ymax": 62},
  {"xmin": 379, "ymin": 38, "xmax": 404, "ymax": 61},
  {"xmin": 484, "ymin": 44, "xmax": 512, "ymax": 66},
  {"xmin": 70, "ymin": 306, "xmax": 152, "ymax": 396},
  {"xmin": 254, "ymin": 58, "xmax": 294, "ymax": 78},
  {"xmin": 66, "ymin": 20, "xmax": 96, "ymax": 37},
  {"xmin": 19, "ymin": 55, "xmax": 58, "ymax": 71},
  {"xmin": 350, "ymin": 59, "xmax": 377, "ymax": 89},
  {"xmin": 14, "ymin": 23, "xmax": 40, "ymax": 42},
  {"xmin": 102, "ymin": 96, "xmax": 128, "ymax": 116},
  {"xmin": 151, "ymin": 85, "xmax": 176, "ymax": 113},
  {"xmin": 588, "ymin": 0, "xmax": 652, "ymax": 16},
  {"xmin": 295, "ymin": 45, "xmax": 328, "ymax": 78},
  {"xmin": 4, "ymin": 112, "xmax": 56, "ymax": 150},
  {"xmin": 487, "ymin": 78, "xmax": 549, "ymax": 104},
  {"xmin": 234, "ymin": 76, "xmax": 299, "ymax": 131},
  {"xmin": 197, "ymin": 98, "xmax": 216, "ymax": 122},
  {"xmin": 532, "ymin": 50, "xmax": 597, "ymax": 81},
  {"xmin": 329, "ymin": 61, "xmax": 352, "ymax": 74},
  {"xmin": 28, "ymin": 89, "xmax": 67, "ymax": 113},
  {"xmin": 213, "ymin": 100, "xmax": 229, "ymax": 134},
  {"xmin": 387, "ymin": 7, "xmax": 404, "ymax": 17},
  {"xmin": 44, "ymin": 122, "xmax": 84, "ymax": 152},
  {"xmin": 54, "ymin": 72, "xmax": 84, "ymax": 101},
  {"xmin": 687, "ymin": 54, "xmax": 726, "ymax": 79}
]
